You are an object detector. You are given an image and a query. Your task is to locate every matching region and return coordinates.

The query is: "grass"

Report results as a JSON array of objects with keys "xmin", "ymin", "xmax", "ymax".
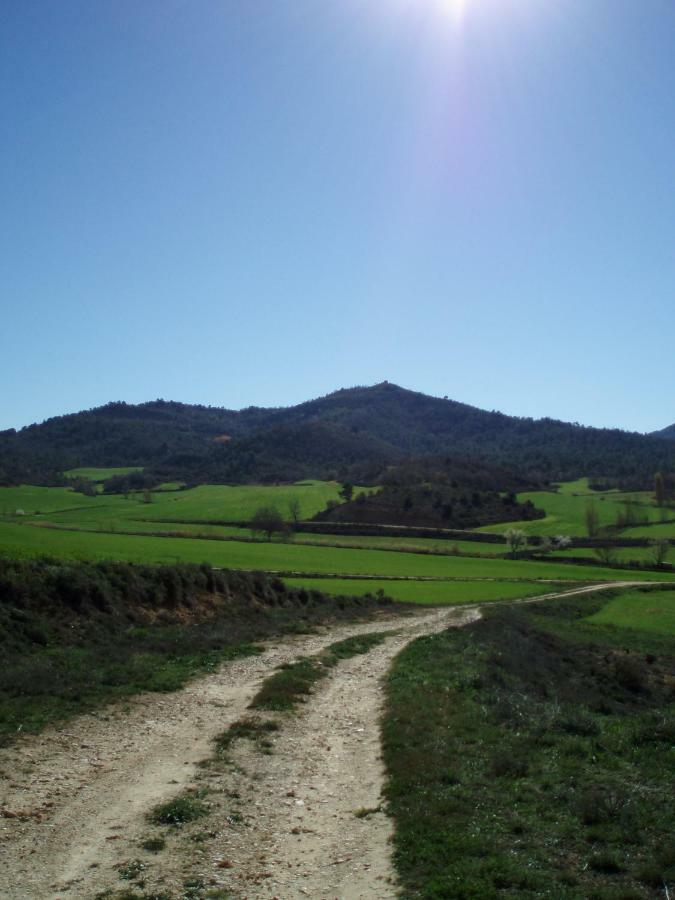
[
  {"xmin": 149, "ymin": 795, "xmax": 209, "ymax": 827},
  {"xmin": 586, "ymin": 587, "xmax": 675, "ymax": 634},
  {"xmin": 65, "ymin": 466, "xmax": 143, "ymax": 481},
  {"xmin": 622, "ymin": 521, "xmax": 675, "ymax": 539},
  {"xmin": 0, "ymin": 485, "xmax": 108, "ymax": 516},
  {"xmin": 0, "ymin": 480, "xmax": 363, "ymax": 526},
  {"xmin": 0, "ymin": 557, "xmax": 396, "ymax": 744},
  {"xmin": 213, "ymin": 716, "xmax": 280, "ymax": 758},
  {"xmin": 284, "ymin": 577, "xmax": 567, "ymax": 605},
  {"xmin": 2, "ymin": 520, "xmax": 673, "ymax": 583},
  {"xmin": 249, "ymin": 632, "xmax": 392, "ymax": 711},
  {"xmin": 477, "ymin": 487, "xmax": 661, "ymax": 537},
  {"xmin": 382, "ymin": 589, "xmax": 675, "ymax": 898}
]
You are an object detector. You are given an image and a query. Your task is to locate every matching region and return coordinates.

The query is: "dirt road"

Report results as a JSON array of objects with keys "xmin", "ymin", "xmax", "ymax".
[
  {"xmin": 0, "ymin": 606, "xmax": 475, "ymax": 899},
  {"xmin": 0, "ymin": 582, "xmax": 648, "ymax": 899}
]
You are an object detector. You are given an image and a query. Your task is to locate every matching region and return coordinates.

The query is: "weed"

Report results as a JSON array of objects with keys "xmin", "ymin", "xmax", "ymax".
[
  {"xmin": 117, "ymin": 859, "xmax": 146, "ymax": 881},
  {"xmin": 149, "ymin": 795, "xmax": 208, "ymax": 827},
  {"xmin": 140, "ymin": 836, "xmax": 166, "ymax": 853},
  {"xmin": 354, "ymin": 805, "xmax": 381, "ymax": 818}
]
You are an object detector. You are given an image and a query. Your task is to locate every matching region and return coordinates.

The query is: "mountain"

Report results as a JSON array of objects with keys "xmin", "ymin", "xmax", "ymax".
[
  {"xmin": 653, "ymin": 424, "xmax": 675, "ymax": 441},
  {"xmin": 2, "ymin": 383, "xmax": 674, "ymax": 485}
]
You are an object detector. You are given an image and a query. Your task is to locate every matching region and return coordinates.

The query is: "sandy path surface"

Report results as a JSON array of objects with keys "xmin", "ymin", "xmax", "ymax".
[{"xmin": 0, "ymin": 607, "xmax": 465, "ymax": 899}]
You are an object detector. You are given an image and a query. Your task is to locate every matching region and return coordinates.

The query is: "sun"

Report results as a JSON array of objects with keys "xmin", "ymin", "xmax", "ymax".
[{"xmin": 436, "ymin": 0, "xmax": 468, "ymax": 24}]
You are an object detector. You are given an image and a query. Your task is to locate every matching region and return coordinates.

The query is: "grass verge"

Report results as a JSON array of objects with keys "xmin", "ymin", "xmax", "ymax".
[
  {"xmin": 382, "ymin": 588, "xmax": 675, "ymax": 898},
  {"xmin": 0, "ymin": 557, "xmax": 397, "ymax": 745}
]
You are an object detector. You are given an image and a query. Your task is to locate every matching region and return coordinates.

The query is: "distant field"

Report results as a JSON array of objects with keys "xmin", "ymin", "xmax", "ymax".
[
  {"xmin": 556, "ymin": 545, "xmax": 674, "ymax": 564},
  {"xmin": 621, "ymin": 521, "xmax": 675, "ymax": 539},
  {"xmin": 1, "ymin": 520, "xmax": 673, "ymax": 583},
  {"xmin": 2, "ymin": 479, "xmax": 674, "ymax": 592},
  {"xmin": 284, "ymin": 578, "xmax": 564, "ymax": 606},
  {"xmin": 0, "ymin": 486, "xmax": 106, "ymax": 516},
  {"xmin": 477, "ymin": 487, "xmax": 660, "ymax": 537},
  {"xmin": 586, "ymin": 588, "xmax": 675, "ymax": 634},
  {"xmin": 0, "ymin": 480, "xmax": 354, "ymax": 526},
  {"xmin": 64, "ymin": 466, "xmax": 143, "ymax": 481}
]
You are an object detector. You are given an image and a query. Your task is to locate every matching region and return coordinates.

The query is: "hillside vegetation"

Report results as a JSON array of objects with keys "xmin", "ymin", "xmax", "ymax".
[
  {"xmin": 3, "ymin": 382, "xmax": 674, "ymax": 486},
  {"xmin": 0, "ymin": 556, "xmax": 394, "ymax": 744}
]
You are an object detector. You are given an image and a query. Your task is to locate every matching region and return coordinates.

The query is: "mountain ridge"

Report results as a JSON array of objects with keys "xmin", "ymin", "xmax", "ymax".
[{"xmin": 1, "ymin": 382, "xmax": 674, "ymax": 485}]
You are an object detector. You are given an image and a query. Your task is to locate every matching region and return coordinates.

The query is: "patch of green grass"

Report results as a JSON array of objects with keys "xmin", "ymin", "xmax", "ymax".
[
  {"xmin": 118, "ymin": 859, "xmax": 147, "ymax": 881},
  {"xmin": 149, "ymin": 795, "xmax": 209, "ymax": 827},
  {"xmin": 586, "ymin": 587, "xmax": 675, "ymax": 634},
  {"xmin": 2, "ymin": 520, "xmax": 672, "ymax": 583},
  {"xmin": 382, "ymin": 590, "xmax": 675, "ymax": 898},
  {"xmin": 213, "ymin": 716, "xmax": 280, "ymax": 758},
  {"xmin": 250, "ymin": 632, "xmax": 392, "ymax": 711},
  {"xmin": 0, "ymin": 485, "xmax": 107, "ymax": 516},
  {"xmin": 477, "ymin": 483, "xmax": 661, "ymax": 537},
  {"xmin": 622, "ymin": 521, "xmax": 675, "ymax": 539},
  {"xmin": 284, "ymin": 577, "xmax": 567, "ymax": 605},
  {"xmin": 65, "ymin": 467, "xmax": 143, "ymax": 482},
  {"xmin": 140, "ymin": 836, "xmax": 166, "ymax": 853}
]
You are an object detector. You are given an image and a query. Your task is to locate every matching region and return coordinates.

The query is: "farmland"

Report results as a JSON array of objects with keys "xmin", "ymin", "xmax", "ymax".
[
  {"xmin": 284, "ymin": 578, "xmax": 565, "ymax": 605},
  {"xmin": 1, "ymin": 475, "xmax": 674, "ymax": 609},
  {"xmin": 586, "ymin": 587, "xmax": 675, "ymax": 634},
  {"xmin": 478, "ymin": 486, "xmax": 666, "ymax": 536}
]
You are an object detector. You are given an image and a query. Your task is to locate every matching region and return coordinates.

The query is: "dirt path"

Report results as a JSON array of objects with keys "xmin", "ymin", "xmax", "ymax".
[
  {"xmin": 0, "ymin": 607, "xmax": 466, "ymax": 899},
  {"xmin": 0, "ymin": 582, "xmax": 652, "ymax": 899}
]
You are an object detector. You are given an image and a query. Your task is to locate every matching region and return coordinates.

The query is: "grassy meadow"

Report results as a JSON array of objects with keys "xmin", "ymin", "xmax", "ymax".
[
  {"xmin": 479, "ymin": 487, "xmax": 666, "ymax": 537},
  {"xmin": 64, "ymin": 466, "xmax": 143, "ymax": 481},
  {"xmin": 1, "ymin": 475, "xmax": 674, "ymax": 609},
  {"xmin": 284, "ymin": 578, "xmax": 565, "ymax": 605},
  {"xmin": 2, "ymin": 518, "xmax": 673, "ymax": 583},
  {"xmin": 383, "ymin": 585, "xmax": 675, "ymax": 897},
  {"xmin": 586, "ymin": 587, "xmax": 675, "ymax": 634}
]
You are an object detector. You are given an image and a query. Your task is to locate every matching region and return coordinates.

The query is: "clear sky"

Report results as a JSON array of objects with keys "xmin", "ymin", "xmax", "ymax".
[{"xmin": 2, "ymin": 0, "xmax": 674, "ymax": 433}]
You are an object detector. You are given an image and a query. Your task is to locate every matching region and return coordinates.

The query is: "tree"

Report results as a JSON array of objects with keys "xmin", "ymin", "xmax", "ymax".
[
  {"xmin": 594, "ymin": 544, "xmax": 617, "ymax": 565},
  {"xmin": 339, "ymin": 482, "xmax": 354, "ymax": 503},
  {"xmin": 249, "ymin": 505, "xmax": 284, "ymax": 541},
  {"xmin": 585, "ymin": 501, "xmax": 600, "ymax": 538},
  {"xmin": 649, "ymin": 538, "xmax": 670, "ymax": 567},
  {"xmin": 504, "ymin": 528, "xmax": 527, "ymax": 558},
  {"xmin": 654, "ymin": 472, "xmax": 666, "ymax": 507},
  {"xmin": 551, "ymin": 534, "xmax": 572, "ymax": 551},
  {"xmin": 287, "ymin": 497, "xmax": 301, "ymax": 528}
]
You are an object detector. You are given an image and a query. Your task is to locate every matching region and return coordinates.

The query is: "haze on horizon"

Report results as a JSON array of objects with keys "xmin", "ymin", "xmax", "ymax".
[{"xmin": 2, "ymin": 1, "xmax": 674, "ymax": 434}]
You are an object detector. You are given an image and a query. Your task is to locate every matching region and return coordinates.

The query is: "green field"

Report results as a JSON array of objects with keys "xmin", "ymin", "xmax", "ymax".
[
  {"xmin": 285, "ymin": 578, "xmax": 564, "ymax": 605},
  {"xmin": 478, "ymin": 487, "xmax": 661, "ymax": 537},
  {"xmin": 2, "ymin": 480, "xmax": 673, "ymax": 606},
  {"xmin": 64, "ymin": 466, "xmax": 143, "ymax": 481},
  {"xmin": 0, "ymin": 485, "xmax": 108, "ymax": 516},
  {"xmin": 621, "ymin": 521, "xmax": 675, "ymax": 539},
  {"xmin": 557, "ymin": 544, "xmax": 673, "ymax": 564},
  {"xmin": 586, "ymin": 588, "xmax": 675, "ymax": 634},
  {"xmin": 1, "ymin": 519, "xmax": 672, "ymax": 583},
  {"xmin": 382, "ymin": 588, "xmax": 675, "ymax": 896}
]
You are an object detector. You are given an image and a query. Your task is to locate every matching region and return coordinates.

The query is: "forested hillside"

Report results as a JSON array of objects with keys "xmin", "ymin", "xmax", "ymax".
[{"xmin": 2, "ymin": 383, "xmax": 674, "ymax": 486}]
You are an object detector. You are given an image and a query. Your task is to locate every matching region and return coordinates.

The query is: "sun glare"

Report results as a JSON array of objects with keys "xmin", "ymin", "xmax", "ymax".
[{"xmin": 438, "ymin": 0, "xmax": 467, "ymax": 23}]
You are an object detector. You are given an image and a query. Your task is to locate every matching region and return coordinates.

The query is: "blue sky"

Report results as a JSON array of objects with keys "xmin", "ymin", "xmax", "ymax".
[{"xmin": 2, "ymin": 0, "xmax": 674, "ymax": 433}]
